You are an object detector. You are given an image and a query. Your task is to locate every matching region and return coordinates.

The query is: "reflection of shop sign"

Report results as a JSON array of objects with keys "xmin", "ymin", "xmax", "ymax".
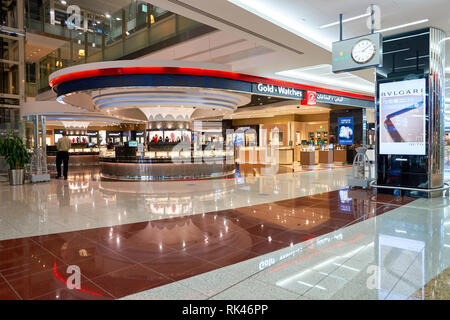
[
  {"xmin": 252, "ymin": 83, "xmax": 304, "ymax": 99},
  {"xmin": 258, "ymin": 247, "xmax": 302, "ymax": 270}
]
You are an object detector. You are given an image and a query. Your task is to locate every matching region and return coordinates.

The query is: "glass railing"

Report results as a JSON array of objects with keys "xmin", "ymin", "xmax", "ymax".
[{"xmin": 24, "ymin": 0, "xmax": 213, "ymax": 95}]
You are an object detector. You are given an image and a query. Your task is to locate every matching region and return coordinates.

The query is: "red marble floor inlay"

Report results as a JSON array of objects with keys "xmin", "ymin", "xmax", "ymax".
[{"xmin": 0, "ymin": 188, "xmax": 415, "ymax": 300}]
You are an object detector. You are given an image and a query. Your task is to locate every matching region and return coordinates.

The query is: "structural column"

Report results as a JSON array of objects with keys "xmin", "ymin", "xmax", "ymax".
[{"xmin": 375, "ymin": 27, "xmax": 446, "ymax": 196}]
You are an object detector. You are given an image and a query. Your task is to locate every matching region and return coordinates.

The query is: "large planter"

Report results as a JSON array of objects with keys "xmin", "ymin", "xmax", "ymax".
[{"xmin": 8, "ymin": 169, "xmax": 25, "ymax": 185}]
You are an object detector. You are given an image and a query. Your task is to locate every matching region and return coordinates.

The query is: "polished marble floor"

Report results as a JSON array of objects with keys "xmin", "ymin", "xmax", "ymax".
[{"xmin": 0, "ymin": 165, "xmax": 449, "ymax": 300}]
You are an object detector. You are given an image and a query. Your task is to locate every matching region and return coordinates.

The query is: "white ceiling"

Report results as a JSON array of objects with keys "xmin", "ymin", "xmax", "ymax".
[{"xmin": 145, "ymin": 0, "xmax": 450, "ymax": 95}]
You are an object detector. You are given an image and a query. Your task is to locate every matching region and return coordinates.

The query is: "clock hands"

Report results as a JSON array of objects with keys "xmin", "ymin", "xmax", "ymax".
[{"xmin": 361, "ymin": 44, "xmax": 373, "ymax": 52}]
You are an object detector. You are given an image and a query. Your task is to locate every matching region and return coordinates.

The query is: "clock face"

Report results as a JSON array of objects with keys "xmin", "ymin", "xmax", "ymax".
[{"xmin": 351, "ymin": 39, "xmax": 376, "ymax": 64}]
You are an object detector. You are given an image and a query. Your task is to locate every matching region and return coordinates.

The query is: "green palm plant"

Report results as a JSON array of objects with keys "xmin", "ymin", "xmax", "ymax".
[{"xmin": 0, "ymin": 131, "xmax": 31, "ymax": 170}]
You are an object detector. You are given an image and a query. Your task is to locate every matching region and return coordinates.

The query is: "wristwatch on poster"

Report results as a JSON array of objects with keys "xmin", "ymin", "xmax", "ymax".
[{"xmin": 383, "ymin": 100, "xmax": 424, "ymax": 142}]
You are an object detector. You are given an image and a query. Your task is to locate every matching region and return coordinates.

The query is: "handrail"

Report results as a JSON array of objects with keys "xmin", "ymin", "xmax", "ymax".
[{"xmin": 370, "ymin": 180, "xmax": 450, "ymax": 197}]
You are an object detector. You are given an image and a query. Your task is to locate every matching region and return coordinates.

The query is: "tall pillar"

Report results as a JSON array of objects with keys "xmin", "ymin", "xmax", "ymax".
[{"xmin": 375, "ymin": 27, "xmax": 446, "ymax": 197}]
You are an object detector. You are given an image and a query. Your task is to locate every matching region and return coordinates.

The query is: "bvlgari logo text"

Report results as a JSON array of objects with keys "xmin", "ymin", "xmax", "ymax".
[{"xmin": 381, "ymin": 88, "xmax": 424, "ymax": 97}]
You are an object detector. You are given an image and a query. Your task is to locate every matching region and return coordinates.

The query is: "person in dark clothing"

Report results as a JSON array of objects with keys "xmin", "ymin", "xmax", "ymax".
[
  {"xmin": 107, "ymin": 139, "xmax": 114, "ymax": 150},
  {"xmin": 56, "ymin": 131, "xmax": 72, "ymax": 179}
]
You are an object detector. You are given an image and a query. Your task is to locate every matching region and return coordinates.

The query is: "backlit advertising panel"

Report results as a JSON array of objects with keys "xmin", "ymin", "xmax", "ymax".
[
  {"xmin": 338, "ymin": 117, "xmax": 354, "ymax": 145},
  {"xmin": 379, "ymin": 78, "xmax": 426, "ymax": 155}
]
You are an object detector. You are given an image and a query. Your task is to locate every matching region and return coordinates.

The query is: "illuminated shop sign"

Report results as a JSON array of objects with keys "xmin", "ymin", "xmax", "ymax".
[
  {"xmin": 316, "ymin": 92, "xmax": 374, "ymax": 108},
  {"xmin": 252, "ymin": 83, "xmax": 304, "ymax": 99},
  {"xmin": 136, "ymin": 131, "xmax": 145, "ymax": 136},
  {"xmin": 306, "ymin": 91, "xmax": 316, "ymax": 105},
  {"xmin": 107, "ymin": 132, "xmax": 121, "ymax": 137},
  {"xmin": 86, "ymin": 131, "xmax": 98, "ymax": 136},
  {"xmin": 317, "ymin": 93, "xmax": 345, "ymax": 104}
]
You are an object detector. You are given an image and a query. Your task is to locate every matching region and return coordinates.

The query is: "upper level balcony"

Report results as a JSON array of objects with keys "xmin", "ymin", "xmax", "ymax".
[{"xmin": 24, "ymin": 0, "xmax": 215, "ymax": 95}]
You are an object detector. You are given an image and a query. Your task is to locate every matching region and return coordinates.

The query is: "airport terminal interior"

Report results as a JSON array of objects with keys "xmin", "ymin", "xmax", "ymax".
[{"xmin": 0, "ymin": 0, "xmax": 450, "ymax": 301}]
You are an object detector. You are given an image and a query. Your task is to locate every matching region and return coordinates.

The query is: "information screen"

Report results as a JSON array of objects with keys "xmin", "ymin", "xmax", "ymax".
[
  {"xmin": 128, "ymin": 141, "xmax": 138, "ymax": 147},
  {"xmin": 379, "ymin": 78, "xmax": 426, "ymax": 155},
  {"xmin": 338, "ymin": 117, "xmax": 354, "ymax": 145}
]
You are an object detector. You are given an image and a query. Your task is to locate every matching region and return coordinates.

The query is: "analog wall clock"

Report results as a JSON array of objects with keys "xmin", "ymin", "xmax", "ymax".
[{"xmin": 351, "ymin": 39, "xmax": 376, "ymax": 64}]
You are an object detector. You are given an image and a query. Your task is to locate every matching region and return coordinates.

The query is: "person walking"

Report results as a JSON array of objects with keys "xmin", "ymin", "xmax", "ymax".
[{"xmin": 56, "ymin": 131, "xmax": 72, "ymax": 179}]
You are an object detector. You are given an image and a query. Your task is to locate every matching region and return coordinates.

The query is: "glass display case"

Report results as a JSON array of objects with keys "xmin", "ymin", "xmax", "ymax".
[
  {"xmin": 156, "ymin": 151, "xmax": 169, "ymax": 158},
  {"xmin": 70, "ymin": 147, "xmax": 99, "ymax": 154},
  {"xmin": 193, "ymin": 150, "xmax": 203, "ymax": 158},
  {"xmin": 100, "ymin": 148, "xmax": 229, "ymax": 160},
  {"xmin": 100, "ymin": 149, "xmax": 115, "ymax": 158},
  {"xmin": 144, "ymin": 151, "xmax": 156, "ymax": 158},
  {"xmin": 180, "ymin": 151, "xmax": 191, "ymax": 158}
]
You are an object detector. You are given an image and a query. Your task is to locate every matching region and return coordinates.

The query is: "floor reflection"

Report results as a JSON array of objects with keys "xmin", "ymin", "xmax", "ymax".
[{"xmin": 0, "ymin": 188, "xmax": 417, "ymax": 299}]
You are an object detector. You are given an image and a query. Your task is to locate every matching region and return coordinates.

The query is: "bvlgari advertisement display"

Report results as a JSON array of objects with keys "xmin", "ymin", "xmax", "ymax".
[
  {"xmin": 338, "ymin": 117, "xmax": 353, "ymax": 145},
  {"xmin": 379, "ymin": 78, "xmax": 426, "ymax": 155}
]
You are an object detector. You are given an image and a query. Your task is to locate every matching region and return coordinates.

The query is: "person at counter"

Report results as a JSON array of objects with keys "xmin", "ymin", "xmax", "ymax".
[
  {"xmin": 56, "ymin": 131, "xmax": 72, "ymax": 179},
  {"xmin": 107, "ymin": 139, "xmax": 115, "ymax": 150}
]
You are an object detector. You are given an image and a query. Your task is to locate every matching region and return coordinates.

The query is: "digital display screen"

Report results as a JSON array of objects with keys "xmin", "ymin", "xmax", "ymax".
[
  {"xmin": 128, "ymin": 141, "xmax": 138, "ymax": 147},
  {"xmin": 233, "ymin": 133, "xmax": 244, "ymax": 146},
  {"xmin": 338, "ymin": 117, "xmax": 353, "ymax": 145},
  {"xmin": 164, "ymin": 130, "xmax": 181, "ymax": 143},
  {"xmin": 149, "ymin": 131, "xmax": 163, "ymax": 143},
  {"xmin": 379, "ymin": 78, "xmax": 426, "ymax": 155}
]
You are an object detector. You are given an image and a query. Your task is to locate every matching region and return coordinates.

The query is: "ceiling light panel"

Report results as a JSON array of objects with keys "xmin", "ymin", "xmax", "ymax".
[{"xmin": 276, "ymin": 64, "xmax": 374, "ymax": 93}]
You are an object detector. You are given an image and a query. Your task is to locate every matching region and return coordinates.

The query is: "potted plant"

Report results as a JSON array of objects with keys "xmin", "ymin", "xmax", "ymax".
[{"xmin": 0, "ymin": 132, "xmax": 31, "ymax": 185}]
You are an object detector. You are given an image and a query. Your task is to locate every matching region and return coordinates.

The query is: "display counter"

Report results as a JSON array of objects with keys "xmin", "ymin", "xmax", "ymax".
[
  {"xmin": 333, "ymin": 149, "xmax": 347, "ymax": 164},
  {"xmin": 236, "ymin": 146, "xmax": 293, "ymax": 164},
  {"xmin": 278, "ymin": 147, "xmax": 294, "ymax": 165},
  {"xmin": 237, "ymin": 146, "xmax": 266, "ymax": 164},
  {"xmin": 300, "ymin": 149, "xmax": 315, "ymax": 170},
  {"xmin": 319, "ymin": 150, "xmax": 333, "ymax": 168},
  {"xmin": 99, "ymin": 145, "xmax": 235, "ymax": 180},
  {"xmin": 47, "ymin": 144, "xmax": 101, "ymax": 167}
]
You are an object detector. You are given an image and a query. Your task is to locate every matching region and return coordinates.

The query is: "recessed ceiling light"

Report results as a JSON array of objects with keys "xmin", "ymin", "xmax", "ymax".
[
  {"xmin": 319, "ymin": 12, "xmax": 371, "ymax": 29},
  {"xmin": 377, "ymin": 19, "xmax": 429, "ymax": 33}
]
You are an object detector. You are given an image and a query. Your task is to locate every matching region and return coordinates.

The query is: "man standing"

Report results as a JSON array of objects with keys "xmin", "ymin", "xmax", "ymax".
[{"xmin": 56, "ymin": 131, "xmax": 72, "ymax": 179}]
